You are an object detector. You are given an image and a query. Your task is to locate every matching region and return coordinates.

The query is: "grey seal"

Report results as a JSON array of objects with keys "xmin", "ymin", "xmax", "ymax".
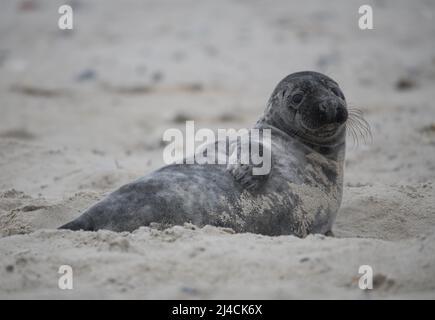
[{"xmin": 60, "ymin": 71, "xmax": 349, "ymax": 237}]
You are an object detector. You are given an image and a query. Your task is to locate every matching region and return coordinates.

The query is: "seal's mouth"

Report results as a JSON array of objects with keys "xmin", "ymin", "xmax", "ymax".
[
  {"xmin": 300, "ymin": 121, "xmax": 342, "ymax": 139},
  {"xmin": 316, "ymin": 124, "xmax": 340, "ymax": 138}
]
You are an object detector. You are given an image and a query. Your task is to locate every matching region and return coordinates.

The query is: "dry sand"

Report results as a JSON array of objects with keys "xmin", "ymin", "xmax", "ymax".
[{"xmin": 1, "ymin": 0, "xmax": 435, "ymax": 299}]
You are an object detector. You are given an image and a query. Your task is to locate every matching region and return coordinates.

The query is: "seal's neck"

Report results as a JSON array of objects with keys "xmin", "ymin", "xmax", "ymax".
[{"xmin": 255, "ymin": 116, "xmax": 346, "ymax": 160}]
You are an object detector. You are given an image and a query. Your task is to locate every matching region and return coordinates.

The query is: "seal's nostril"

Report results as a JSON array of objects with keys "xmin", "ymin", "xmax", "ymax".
[
  {"xmin": 336, "ymin": 107, "xmax": 348, "ymax": 124},
  {"xmin": 318, "ymin": 103, "xmax": 327, "ymax": 112}
]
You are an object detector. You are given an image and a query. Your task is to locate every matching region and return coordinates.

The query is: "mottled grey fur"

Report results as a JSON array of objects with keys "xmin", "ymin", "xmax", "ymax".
[{"xmin": 60, "ymin": 71, "xmax": 348, "ymax": 237}]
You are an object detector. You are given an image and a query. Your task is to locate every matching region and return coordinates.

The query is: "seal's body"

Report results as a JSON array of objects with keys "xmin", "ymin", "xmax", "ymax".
[{"xmin": 60, "ymin": 71, "xmax": 348, "ymax": 237}]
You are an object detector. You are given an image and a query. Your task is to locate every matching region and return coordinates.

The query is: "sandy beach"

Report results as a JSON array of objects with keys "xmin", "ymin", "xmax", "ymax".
[{"xmin": 1, "ymin": 0, "xmax": 435, "ymax": 299}]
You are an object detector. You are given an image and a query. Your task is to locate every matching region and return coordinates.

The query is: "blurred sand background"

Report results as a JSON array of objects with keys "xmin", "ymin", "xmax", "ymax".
[{"xmin": 1, "ymin": 0, "xmax": 435, "ymax": 299}]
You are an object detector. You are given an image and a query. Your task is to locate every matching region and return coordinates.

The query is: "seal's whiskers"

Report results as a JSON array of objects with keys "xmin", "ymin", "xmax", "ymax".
[{"xmin": 346, "ymin": 106, "xmax": 372, "ymax": 146}]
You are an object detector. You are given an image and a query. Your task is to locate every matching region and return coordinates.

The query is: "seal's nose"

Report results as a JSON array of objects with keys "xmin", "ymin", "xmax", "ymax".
[
  {"xmin": 335, "ymin": 106, "xmax": 348, "ymax": 124},
  {"xmin": 318, "ymin": 100, "xmax": 347, "ymax": 125}
]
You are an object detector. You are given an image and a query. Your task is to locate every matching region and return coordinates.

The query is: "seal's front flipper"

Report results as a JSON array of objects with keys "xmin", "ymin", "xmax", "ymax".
[
  {"xmin": 226, "ymin": 137, "xmax": 272, "ymax": 191},
  {"xmin": 227, "ymin": 162, "xmax": 269, "ymax": 191}
]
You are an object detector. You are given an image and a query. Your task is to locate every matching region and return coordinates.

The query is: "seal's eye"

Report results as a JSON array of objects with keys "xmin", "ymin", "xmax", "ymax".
[
  {"xmin": 331, "ymin": 87, "xmax": 344, "ymax": 100},
  {"xmin": 292, "ymin": 94, "xmax": 303, "ymax": 104}
]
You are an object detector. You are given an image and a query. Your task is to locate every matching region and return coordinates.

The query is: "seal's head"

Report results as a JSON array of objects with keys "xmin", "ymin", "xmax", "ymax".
[{"xmin": 261, "ymin": 71, "xmax": 348, "ymax": 146}]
